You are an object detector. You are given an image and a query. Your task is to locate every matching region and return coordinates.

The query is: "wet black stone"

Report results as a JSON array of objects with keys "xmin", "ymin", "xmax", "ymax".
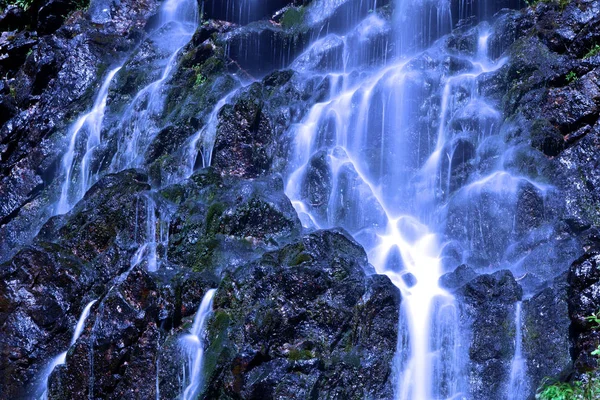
[
  {"xmin": 523, "ymin": 275, "xmax": 572, "ymax": 391},
  {"xmin": 202, "ymin": 229, "xmax": 400, "ymax": 400},
  {"xmin": 457, "ymin": 270, "xmax": 523, "ymax": 399},
  {"xmin": 440, "ymin": 264, "xmax": 478, "ymax": 290}
]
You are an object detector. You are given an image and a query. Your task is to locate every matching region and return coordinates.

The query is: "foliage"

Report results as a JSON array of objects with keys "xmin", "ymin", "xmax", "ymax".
[
  {"xmin": 566, "ymin": 71, "xmax": 578, "ymax": 83},
  {"xmin": 13, "ymin": 0, "xmax": 33, "ymax": 10},
  {"xmin": 194, "ymin": 73, "xmax": 206, "ymax": 87},
  {"xmin": 524, "ymin": 0, "xmax": 570, "ymax": 9},
  {"xmin": 192, "ymin": 65, "xmax": 207, "ymax": 87},
  {"xmin": 584, "ymin": 44, "xmax": 600, "ymax": 59},
  {"xmin": 586, "ymin": 310, "xmax": 600, "ymax": 329},
  {"xmin": 536, "ymin": 378, "xmax": 600, "ymax": 400},
  {"xmin": 536, "ymin": 380, "xmax": 581, "ymax": 400},
  {"xmin": 281, "ymin": 6, "xmax": 306, "ymax": 30}
]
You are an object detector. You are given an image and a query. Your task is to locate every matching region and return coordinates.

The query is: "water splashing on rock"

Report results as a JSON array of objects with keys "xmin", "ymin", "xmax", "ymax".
[
  {"xmin": 180, "ymin": 289, "xmax": 216, "ymax": 400},
  {"xmin": 36, "ymin": 300, "xmax": 97, "ymax": 399}
]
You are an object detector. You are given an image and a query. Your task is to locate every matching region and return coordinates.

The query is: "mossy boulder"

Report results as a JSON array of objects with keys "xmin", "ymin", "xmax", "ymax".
[
  {"xmin": 202, "ymin": 229, "xmax": 400, "ymax": 400},
  {"xmin": 164, "ymin": 169, "xmax": 301, "ymax": 275}
]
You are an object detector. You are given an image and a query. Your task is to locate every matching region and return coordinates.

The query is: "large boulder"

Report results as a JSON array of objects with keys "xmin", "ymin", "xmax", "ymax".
[
  {"xmin": 48, "ymin": 267, "xmax": 163, "ymax": 400},
  {"xmin": 163, "ymin": 168, "xmax": 302, "ymax": 276},
  {"xmin": 202, "ymin": 229, "xmax": 400, "ymax": 399},
  {"xmin": 0, "ymin": 245, "xmax": 90, "ymax": 399}
]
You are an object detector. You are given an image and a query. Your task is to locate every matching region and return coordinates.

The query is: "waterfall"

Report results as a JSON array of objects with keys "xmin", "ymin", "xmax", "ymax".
[
  {"xmin": 54, "ymin": 0, "xmax": 200, "ymax": 215},
  {"xmin": 53, "ymin": 0, "xmax": 200, "ymax": 217},
  {"xmin": 507, "ymin": 302, "xmax": 528, "ymax": 399},
  {"xmin": 18, "ymin": 0, "xmax": 559, "ymax": 396},
  {"xmin": 36, "ymin": 300, "xmax": 97, "ymax": 399},
  {"xmin": 183, "ymin": 91, "xmax": 238, "ymax": 178},
  {"xmin": 180, "ymin": 289, "xmax": 216, "ymax": 400},
  {"xmin": 55, "ymin": 68, "xmax": 121, "ymax": 215},
  {"xmin": 108, "ymin": 0, "xmax": 198, "ymax": 172},
  {"xmin": 284, "ymin": 0, "xmax": 517, "ymax": 398}
]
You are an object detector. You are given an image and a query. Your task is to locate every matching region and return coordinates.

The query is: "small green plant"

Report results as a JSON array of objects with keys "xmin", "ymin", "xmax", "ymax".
[
  {"xmin": 192, "ymin": 65, "xmax": 206, "ymax": 87},
  {"xmin": 584, "ymin": 44, "xmax": 600, "ymax": 59},
  {"xmin": 566, "ymin": 71, "xmax": 578, "ymax": 83},
  {"xmin": 586, "ymin": 310, "xmax": 600, "ymax": 329},
  {"xmin": 194, "ymin": 73, "xmax": 206, "ymax": 86},
  {"xmin": 281, "ymin": 6, "xmax": 306, "ymax": 30},
  {"xmin": 537, "ymin": 311, "xmax": 600, "ymax": 399},
  {"xmin": 536, "ymin": 380, "xmax": 581, "ymax": 400},
  {"xmin": 537, "ymin": 378, "xmax": 600, "ymax": 400},
  {"xmin": 13, "ymin": 0, "xmax": 34, "ymax": 10},
  {"xmin": 524, "ymin": 0, "xmax": 570, "ymax": 9}
]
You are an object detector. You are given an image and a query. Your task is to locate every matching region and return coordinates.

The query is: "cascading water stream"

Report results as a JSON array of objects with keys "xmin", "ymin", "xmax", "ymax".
[
  {"xmin": 54, "ymin": 0, "xmax": 201, "ymax": 217},
  {"xmin": 36, "ymin": 300, "xmax": 97, "ymax": 399},
  {"xmin": 180, "ymin": 289, "xmax": 216, "ymax": 400},
  {"xmin": 55, "ymin": 68, "xmax": 121, "ymax": 215},
  {"xmin": 284, "ymin": 1, "xmax": 512, "ymax": 397},
  {"xmin": 101, "ymin": 0, "xmax": 199, "ymax": 274},
  {"xmin": 108, "ymin": 5, "xmax": 198, "ymax": 172},
  {"xmin": 23, "ymin": 0, "xmax": 557, "ymax": 397},
  {"xmin": 183, "ymin": 91, "xmax": 238, "ymax": 179},
  {"xmin": 507, "ymin": 301, "xmax": 528, "ymax": 399}
]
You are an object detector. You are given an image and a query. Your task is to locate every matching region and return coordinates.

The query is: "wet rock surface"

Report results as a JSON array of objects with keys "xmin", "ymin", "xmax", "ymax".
[
  {"xmin": 484, "ymin": 2, "xmax": 600, "ymax": 391},
  {"xmin": 2, "ymin": 0, "xmax": 600, "ymax": 398},
  {"xmin": 456, "ymin": 270, "xmax": 523, "ymax": 399},
  {"xmin": 568, "ymin": 249, "xmax": 600, "ymax": 374},
  {"xmin": 163, "ymin": 168, "xmax": 302, "ymax": 275},
  {"xmin": 0, "ymin": 169, "xmax": 151, "ymax": 398},
  {"xmin": 0, "ymin": 0, "xmax": 160, "ymax": 262},
  {"xmin": 203, "ymin": 229, "xmax": 399, "ymax": 400},
  {"xmin": 523, "ymin": 275, "xmax": 572, "ymax": 388}
]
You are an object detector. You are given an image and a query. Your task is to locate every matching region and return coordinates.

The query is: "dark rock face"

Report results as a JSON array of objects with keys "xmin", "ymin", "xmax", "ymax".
[
  {"xmin": 523, "ymin": 276, "xmax": 572, "ymax": 389},
  {"xmin": 494, "ymin": 1, "xmax": 600, "ymax": 227},
  {"xmin": 203, "ymin": 229, "xmax": 400, "ymax": 400},
  {"xmin": 0, "ymin": 170, "xmax": 151, "ymax": 399},
  {"xmin": 479, "ymin": 3, "xmax": 600, "ymax": 391},
  {"xmin": 37, "ymin": 170, "xmax": 151, "ymax": 262},
  {"xmin": 439, "ymin": 264, "xmax": 478, "ymax": 290},
  {"xmin": 213, "ymin": 83, "xmax": 275, "ymax": 178},
  {"xmin": 0, "ymin": 0, "xmax": 160, "ymax": 262},
  {"xmin": 0, "ymin": 246, "xmax": 88, "ymax": 399},
  {"xmin": 568, "ymin": 250, "xmax": 600, "ymax": 373},
  {"xmin": 0, "ymin": 5, "xmax": 30, "ymax": 31},
  {"xmin": 48, "ymin": 267, "xmax": 162, "ymax": 400},
  {"xmin": 457, "ymin": 270, "xmax": 522, "ymax": 399},
  {"xmin": 301, "ymin": 150, "xmax": 332, "ymax": 219},
  {"xmin": 556, "ymin": 130, "xmax": 600, "ymax": 231},
  {"xmin": 164, "ymin": 168, "xmax": 302, "ymax": 275},
  {"xmin": 438, "ymin": 4, "xmax": 600, "ymax": 393}
]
